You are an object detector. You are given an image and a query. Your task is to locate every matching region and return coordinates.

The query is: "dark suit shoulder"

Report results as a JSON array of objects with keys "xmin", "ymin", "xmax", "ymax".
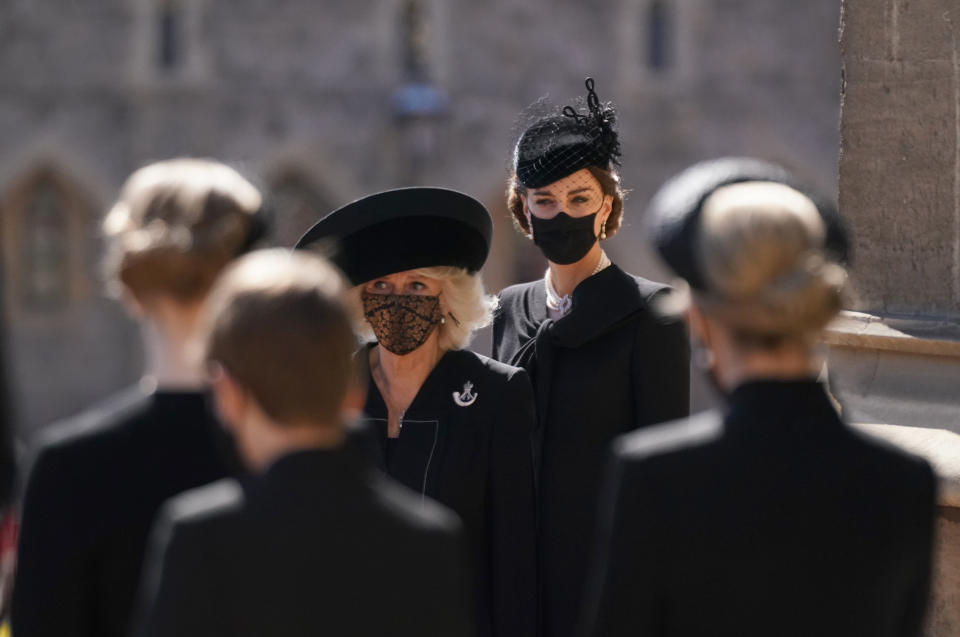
[
  {"xmin": 370, "ymin": 474, "xmax": 462, "ymax": 535},
  {"xmin": 614, "ymin": 410, "xmax": 724, "ymax": 464},
  {"xmin": 497, "ymin": 279, "xmax": 541, "ymax": 306},
  {"xmin": 625, "ymin": 273, "xmax": 673, "ymax": 304},
  {"xmin": 29, "ymin": 387, "xmax": 150, "ymax": 469},
  {"xmin": 847, "ymin": 426, "xmax": 939, "ymax": 490},
  {"xmin": 162, "ymin": 479, "xmax": 246, "ymax": 529}
]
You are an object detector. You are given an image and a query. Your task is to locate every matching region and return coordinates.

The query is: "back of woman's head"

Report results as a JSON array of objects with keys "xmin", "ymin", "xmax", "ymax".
[
  {"xmin": 103, "ymin": 158, "xmax": 262, "ymax": 303},
  {"xmin": 696, "ymin": 181, "xmax": 847, "ymax": 345}
]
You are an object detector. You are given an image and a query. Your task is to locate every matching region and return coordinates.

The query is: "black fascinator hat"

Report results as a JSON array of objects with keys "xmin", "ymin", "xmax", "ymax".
[
  {"xmin": 295, "ymin": 187, "xmax": 493, "ymax": 285},
  {"xmin": 514, "ymin": 78, "xmax": 621, "ymax": 188},
  {"xmin": 646, "ymin": 157, "xmax": 851, "ymax": 291}
]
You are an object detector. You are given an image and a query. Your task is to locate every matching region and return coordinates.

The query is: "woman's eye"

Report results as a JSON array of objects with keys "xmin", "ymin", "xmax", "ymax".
[
  {"xmin": 535, "ymin": 199, "xmax": 554, "ymax": 206},
  {"xmin": 371, "ymin": 281, "xmax": 389, "ymax": 290},
  {"xmin": 410, "ymin": 281, "xmax": 427, "ymax": 291},
  {"xmin": 572, "ymin": 195, "xmax": 590, "ymax": 204}
]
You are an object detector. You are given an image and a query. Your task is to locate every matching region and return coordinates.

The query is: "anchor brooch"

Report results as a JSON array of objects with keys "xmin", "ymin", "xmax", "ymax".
[{"xmin": 453, "ymin": 381, "xmax": 478, "ymax": 407}]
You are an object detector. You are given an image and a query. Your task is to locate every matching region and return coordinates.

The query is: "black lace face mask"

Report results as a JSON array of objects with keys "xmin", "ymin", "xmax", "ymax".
[{"xmin": 362, "ymin": 292, "xmax": 443, "ymax": 356}]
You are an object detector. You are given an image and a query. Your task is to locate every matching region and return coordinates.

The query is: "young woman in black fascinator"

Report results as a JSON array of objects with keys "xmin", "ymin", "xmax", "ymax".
[{"xmin": 493, "ymin": 78, "xmax": 691, "ymax": 637}]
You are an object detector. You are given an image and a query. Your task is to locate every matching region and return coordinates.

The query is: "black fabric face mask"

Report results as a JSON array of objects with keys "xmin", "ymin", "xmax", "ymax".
[
  {"xmin": 362, "ymin": 292, "xmax": 442, "ymax": 356},
  {"xmin": 530, "ymin": 211, "xmax": 598, "ymax": 265}
]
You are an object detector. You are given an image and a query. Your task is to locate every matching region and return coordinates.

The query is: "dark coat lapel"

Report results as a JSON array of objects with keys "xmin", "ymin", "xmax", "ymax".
[
  {"xmin": 549, "ymin": 265, "xmax": 647, "ymax": 348},
  {"xmin": 515, "ymin": 266, "xmax": 650, "ymax": 431}
]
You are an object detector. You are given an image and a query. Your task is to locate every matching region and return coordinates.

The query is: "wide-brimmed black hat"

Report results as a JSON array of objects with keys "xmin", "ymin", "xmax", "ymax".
[
  {"xmin": 513, "ymin": 78, "xmax": 621, "ymax": 188},
  {"xmin": 646, "ymin": 157, "xmax": 850, "ymax": 291},
  {"xmin": 294, "ymin": 187, "xmax": 493, "ymax": 285}
]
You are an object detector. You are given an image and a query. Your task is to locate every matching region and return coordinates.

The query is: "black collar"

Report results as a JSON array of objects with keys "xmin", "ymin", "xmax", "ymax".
[
  {"xmin": 548, "ymin": 264, "xmax": 651, "ymax": 348},
  {"xmin": 724, "ymin": 379, "xmax": 845, "ymax": 438},
  {"xmin": 249, "ymin": 446, "xmax": 368, "ymax": 508}
]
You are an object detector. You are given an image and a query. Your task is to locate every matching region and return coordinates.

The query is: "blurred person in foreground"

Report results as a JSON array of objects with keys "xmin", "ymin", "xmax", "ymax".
[
  {"xmin": 493, "ymin": 78, "xmax": 690, "ymax": 637},
  {"xmin": 12, "ymin": 159, "xmax": 265, "ymax": 637},
  {"xmin": 0, "ymin": 290, "xmax": 14, "ymax": 626},
  {"xmin": 579, "ymin": 158, "xmax": 937, "ymax": 637},
  {"xmin": 136, "ymin": 249, "xmax": 473, "ymax": 637},
  {"xmin": 296, "ymin": 188, "xmax": 537, "ymax": 637}
]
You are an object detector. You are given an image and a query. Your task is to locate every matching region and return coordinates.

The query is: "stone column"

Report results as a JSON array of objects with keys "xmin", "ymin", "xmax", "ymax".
[
  {"xmin": 835, "ymin": 2, "xmax": 960, "ymax": 633},
  {"xmin": 834, "ymin": 0, "xmax": 960, "ymax": 430}
]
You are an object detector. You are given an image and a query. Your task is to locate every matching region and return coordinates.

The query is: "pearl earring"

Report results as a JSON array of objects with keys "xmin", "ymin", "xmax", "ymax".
[{"xmin": 600, "ymin": 222, "xmax": 607, "ymax": 240}]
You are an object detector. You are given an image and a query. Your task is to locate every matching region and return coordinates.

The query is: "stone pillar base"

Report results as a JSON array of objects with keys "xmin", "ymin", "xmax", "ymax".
[{"xmin": 825, "ymin": 312, "xmax": 960, "ymax": 433}]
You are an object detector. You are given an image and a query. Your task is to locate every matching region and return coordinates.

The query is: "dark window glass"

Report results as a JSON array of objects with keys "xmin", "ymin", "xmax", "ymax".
[
  {"xmin": 647, "ymin": 0, "xmax": 672, "ymax": 72},
  {"xmin": 158, "ymin": 5, "xmax": 180, "ymax": 70},
  {"xmin": 400, "ymin": 0, "xmax": 430, "ymax": 80}
]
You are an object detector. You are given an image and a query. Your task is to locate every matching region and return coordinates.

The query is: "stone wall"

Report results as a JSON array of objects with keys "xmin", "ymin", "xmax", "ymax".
[
  {"xmin": 0, "ymin": 0, "xmax": 843, "ymax": 432},
  {"xmin": 836, "ymin": 2, "xmax": 960, "ymax": 633}
]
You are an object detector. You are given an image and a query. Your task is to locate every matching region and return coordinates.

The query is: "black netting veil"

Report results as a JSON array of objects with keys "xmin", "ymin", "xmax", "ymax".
[{"xmin": 513, "ymin": 78, "xmax": 621, "ymax": 189}]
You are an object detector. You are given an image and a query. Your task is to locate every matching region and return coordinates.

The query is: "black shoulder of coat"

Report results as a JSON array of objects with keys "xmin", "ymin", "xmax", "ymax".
[
  {"xmin": 846, "ymin": 426, "xmax": 939, "ymax": 491},
  {"xmin": 497, "ymin": 279, "xmax": 541, "ymax": 306},
  {"xmin": 26, "ymin": 386, "xmax": 150, "ymax": 472},
  {"xmin": 627, "ymin": 273, "xmax": 674, "ymax": 306},
  {"xmin": 613, "ymin": 410, "xmax": 724, "ymax": 464},
  {"xmin": 162, "ymin": 478, "xmax": 246, "ymax": 529},
  {"xmin": 494, "ymin": 280, "xmax": 542, "ymax": 323}
]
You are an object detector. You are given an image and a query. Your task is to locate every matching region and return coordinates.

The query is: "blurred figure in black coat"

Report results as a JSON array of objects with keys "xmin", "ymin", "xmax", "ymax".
[
  {"xmin": 12, "ymin": 159, "xmax": 265, "ymax": 637},
  {"xmin": 136, "ymin": 250, "xmax": 474, "ymax": 637},
  {"xmin": 580, "ymin": 158, "xmax": 937, "ymax": 637},
  {"xmin": 0, "ymin": 270, "xmax": 15, "ymax": 622}
]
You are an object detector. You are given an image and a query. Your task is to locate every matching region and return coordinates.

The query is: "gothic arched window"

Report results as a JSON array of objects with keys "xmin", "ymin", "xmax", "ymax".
[{"xmin": 21, "ymin": 178, "xmax": 68, "ymax": 310}]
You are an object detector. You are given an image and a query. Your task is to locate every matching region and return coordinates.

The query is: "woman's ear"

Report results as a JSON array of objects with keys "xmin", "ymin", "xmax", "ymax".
[{"xmin": 600, "ymin": 193, "xmax": 614, "ymax": 226}]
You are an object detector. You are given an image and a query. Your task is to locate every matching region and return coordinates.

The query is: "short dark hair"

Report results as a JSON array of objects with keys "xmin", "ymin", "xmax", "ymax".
[{"xmin": 204, "ymin": 250, "xmax": 357, "ymax": 427}]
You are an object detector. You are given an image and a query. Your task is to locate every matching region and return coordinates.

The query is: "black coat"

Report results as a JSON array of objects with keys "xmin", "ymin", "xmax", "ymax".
[
  {"xmin": 492, "ymin": 264, "xmax": 690, "ymax": 637},
  {"xmin": 11, "ymin": 389, "xmax": 235, "ymax": 637},
  {"xmin": 580, "ymin": 380, "xmax": 937, "ymax": 637},
  {"xmin": 361, "ymin": 348, "xmax": 538, "ymax": 637},
  {"xmin": 136, "ymin": 447, "xmax": 474, "ymax": 637}
]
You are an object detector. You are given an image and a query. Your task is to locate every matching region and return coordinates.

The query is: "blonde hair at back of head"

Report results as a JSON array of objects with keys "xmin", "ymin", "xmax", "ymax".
[
  {"xmin": 103, "ymin": 158, "xmax": 262, "ymax": 303},
  {"xmin": 203, "ymin": 249, "xmax": 357, "ymax": 427},
  {"xmin": 695, "ymin": 181, "xmax": 847, "ymax": 345},
  {"xmin": 348, "ymin": 266, "xmax": 498, "ymax": 352}
]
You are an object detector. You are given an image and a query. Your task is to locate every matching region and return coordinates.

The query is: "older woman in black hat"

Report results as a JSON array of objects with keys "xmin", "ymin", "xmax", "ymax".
[
  {"xmin": 492, "ymin": 79, "xmax": 690, "ymax": 637},
  {"xmin": 579, "ymin": 158, "xmax": 937, "ymax": 637},
  {"xmin": 296, "ymin": 187, "xmax": 537, "ymax": 637}
]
